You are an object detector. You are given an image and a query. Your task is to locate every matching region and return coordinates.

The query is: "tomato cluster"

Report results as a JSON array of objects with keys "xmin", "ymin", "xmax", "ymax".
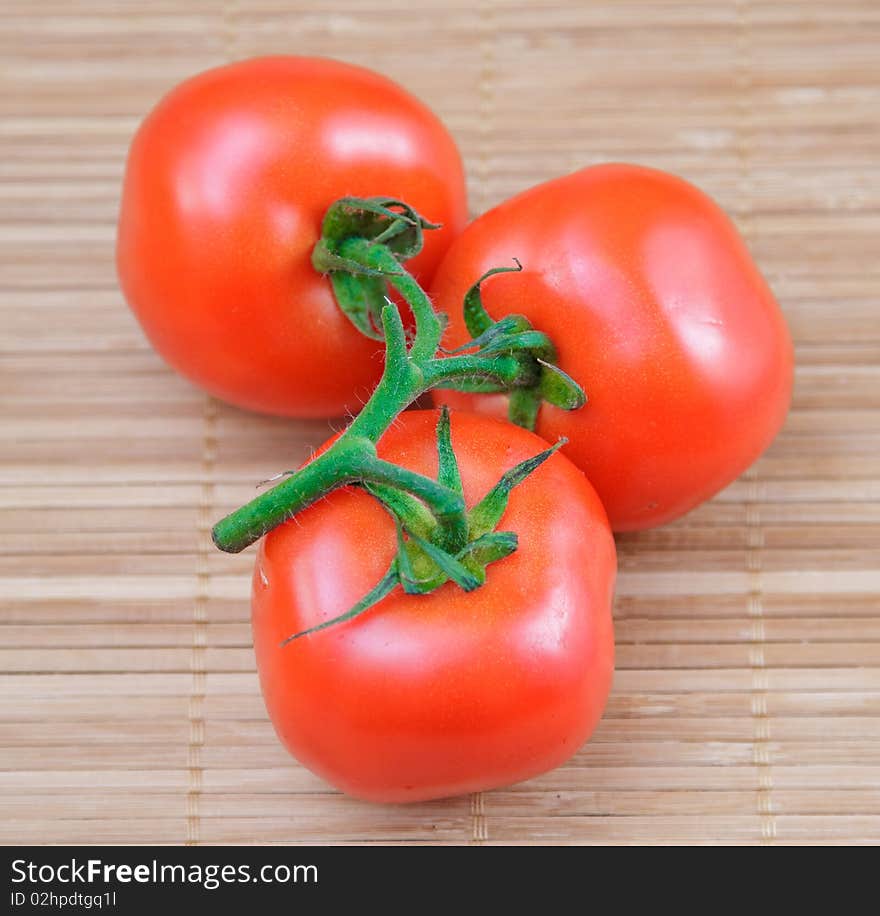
[{"xmin": 118, "ymin": 57, "xmax": 792, "ymax": 804}]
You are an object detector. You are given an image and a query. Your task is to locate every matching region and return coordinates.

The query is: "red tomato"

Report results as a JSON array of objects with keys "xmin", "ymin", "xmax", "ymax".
[
  {"xmin": 252, "ymin": 410, "xmax": 616, "ymax": 803},
  {"xmin": 431, "ymin": 164, "xmax": 794, "ymax": 530},
  {"xmin": 117, "ymin": 56, "xmax": 467, "ymax": 416}
]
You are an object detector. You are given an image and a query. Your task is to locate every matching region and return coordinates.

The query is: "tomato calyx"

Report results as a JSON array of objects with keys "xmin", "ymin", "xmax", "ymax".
[
  {"xmin": 312, "ymin": 196, "xmax": 440, "ymax": 339},
  {"xmin": 279, "ymin": 407, "xmax": 564, "ymax": 645},
  {"xmin": 441, "ymin": 261, "xmax": 586, "ymax": 430}
]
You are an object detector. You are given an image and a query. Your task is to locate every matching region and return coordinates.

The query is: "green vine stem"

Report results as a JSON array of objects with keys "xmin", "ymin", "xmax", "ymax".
[{"xmin": 212, "ymin": 196, "xmax": 584, "ymax": 558}]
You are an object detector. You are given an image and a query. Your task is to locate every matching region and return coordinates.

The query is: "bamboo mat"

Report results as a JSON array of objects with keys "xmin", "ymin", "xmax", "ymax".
[{"xmin": 1, "ymin": 0, "xmax": 879, "ymax": 846}]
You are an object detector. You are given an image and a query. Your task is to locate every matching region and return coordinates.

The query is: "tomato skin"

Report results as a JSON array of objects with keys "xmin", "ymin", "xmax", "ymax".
[
  {"xmin": 252, "ymin": 410, "xmax": 616, "ymax": 803},
  {"xmin": 117, "ymin": 56, "xmax": 467, "ymax": 417},
  {"xmin": 431, "ymin": 164, "xmax": 794, "ymax": 531}
]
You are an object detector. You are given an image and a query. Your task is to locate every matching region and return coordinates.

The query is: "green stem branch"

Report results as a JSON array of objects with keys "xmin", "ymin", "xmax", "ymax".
[{"xmin": 212, "ymin": 196, "xmax": 585, "ymax": 555}]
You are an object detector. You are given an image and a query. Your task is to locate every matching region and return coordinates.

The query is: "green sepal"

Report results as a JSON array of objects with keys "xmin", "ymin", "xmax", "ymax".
[
  {"xmin": 442, "ymin": 314, "xmax": 532, "ymax": 355},
  {"xmin": 394, "ymin": 520, "xmax": 429, "ymax": 594},
  {"xmin": 462, "ymin": 530, "xmax": 518, "ymax": 562},
  {"xmin": 435, "ymin": 406, "xmax": 463, "ymax": 497},
  {"xmin": 406, "ymin": 530, "xmax": 481, "ymax": 592},
  {"xmin": 458, "ymin": 530, "xmax": 518, "ymax": 583},
  {"xmin": 477, "ymin": 329, "xmax": 556, "ymax": 362},
  {"xmin": 537, "ymin": 359, "xmax": 587, "ymax": 410},
  {"xmin": 468, "ymin": 439, "xmax": 566, "ymax": 539},
  {"xmin": 507, "ymin": 387, "xmax": 542, "ymax": 431},
  {"xmin": 330, "ymin": 272, "xmax": 387, "ymax": 339},
  {"xmin": 463, "ymin": 260, "xmax": 523, "ymax": 338},
  {"xmin": 279, "ymin": 562, "xmax": 399, "ymax": 646},
  {"xmin": 363, "ymin": 482, "xmax": 437, "ymax": 541}
]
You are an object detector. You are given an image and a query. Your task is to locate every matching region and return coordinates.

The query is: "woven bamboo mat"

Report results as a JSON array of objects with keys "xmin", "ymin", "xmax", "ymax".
[{"xmin": 2, "ymin": 0, "xmax": 879, "ymax": 846}]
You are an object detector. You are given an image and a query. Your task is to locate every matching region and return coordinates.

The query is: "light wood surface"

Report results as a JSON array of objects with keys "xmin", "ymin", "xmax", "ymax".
[{"xmin": 1, "ymin": 0, "xmax": 878, "ymax": 845}]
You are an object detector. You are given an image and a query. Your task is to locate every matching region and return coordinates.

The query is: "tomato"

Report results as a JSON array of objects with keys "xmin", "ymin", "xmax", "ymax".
[
  {"xmin": 252, "ymin": 410, "xmax": 616, "ymax": 802},
  {"xmin": 431, "ymin": 164, "xmax": 794, "ymax": 530},
  {"xmin": 117, "ymin": 56, "xmax": 467, "ymax": 416}
]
